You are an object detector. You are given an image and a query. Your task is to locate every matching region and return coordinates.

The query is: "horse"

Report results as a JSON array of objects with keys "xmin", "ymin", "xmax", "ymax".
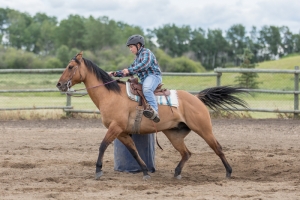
[{"xmin": 56, "ymin": 52, "xmax": 248, "ymax": 180}]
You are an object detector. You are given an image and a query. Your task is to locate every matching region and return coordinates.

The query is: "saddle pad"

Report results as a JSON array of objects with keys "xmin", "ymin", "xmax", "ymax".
[{"xmin": 126, "ymin": 82, "xmax": 179, "ymax": 108}]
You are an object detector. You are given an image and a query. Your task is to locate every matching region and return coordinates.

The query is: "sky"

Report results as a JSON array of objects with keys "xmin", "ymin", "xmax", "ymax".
[{"xmin": 2, "ymin": 0, "xmax": 300, "ymax": 34}]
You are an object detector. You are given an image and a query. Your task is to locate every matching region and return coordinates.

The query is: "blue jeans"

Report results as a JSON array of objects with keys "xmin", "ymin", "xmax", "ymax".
[{"xmin": 142, "ymin": 75, "xmax": 162, "ymax": 112}]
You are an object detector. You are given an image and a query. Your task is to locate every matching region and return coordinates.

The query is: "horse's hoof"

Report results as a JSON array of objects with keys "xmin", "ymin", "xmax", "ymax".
[
  {"xmin": 143, "ymin": 175, "xmax": 151, "ymax": 180},
  {"xmin": 226, "ymin": 171, "xmax": 231, "ymax": 178},
  {"xmin": 175, "ymin": 175, "xmax": 182, "ymax": 180},
  {"xmin": 95, "ymin": 171, "xmax": 103, "ymax": 180}
]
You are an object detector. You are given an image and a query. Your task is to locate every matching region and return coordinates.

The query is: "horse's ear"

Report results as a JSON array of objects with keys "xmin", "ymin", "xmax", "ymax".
[{"xmin": 76, "ymin": 51, "xmax": 83, "ymax": 61}]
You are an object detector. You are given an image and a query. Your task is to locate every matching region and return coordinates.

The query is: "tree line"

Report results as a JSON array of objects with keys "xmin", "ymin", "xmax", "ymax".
[{"xmin": 0, "ymin": 7, "xmax": 300, "ymax": 71}]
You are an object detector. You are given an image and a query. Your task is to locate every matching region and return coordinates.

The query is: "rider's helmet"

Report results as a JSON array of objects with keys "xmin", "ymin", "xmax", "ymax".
[{"xmin": 126, "ymin": 35, "xmax": 145, "ymax": 48}]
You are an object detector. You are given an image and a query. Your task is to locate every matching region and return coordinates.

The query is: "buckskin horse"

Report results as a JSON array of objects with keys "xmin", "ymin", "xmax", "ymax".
[{"xmin": 56, "ymin": 52, "xmax": 248, "ymax": 180}]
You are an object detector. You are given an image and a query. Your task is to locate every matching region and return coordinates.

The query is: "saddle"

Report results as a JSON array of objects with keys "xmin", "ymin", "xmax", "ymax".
[{"xmin": 128, "ymin": 77, "xmax": 171, "ymax": 109}]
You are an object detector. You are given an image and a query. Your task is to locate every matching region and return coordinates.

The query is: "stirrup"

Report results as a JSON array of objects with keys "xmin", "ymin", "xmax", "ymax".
[{"xmin": 143, "ymin": 108, "xmax": 160, "ymax": 123}]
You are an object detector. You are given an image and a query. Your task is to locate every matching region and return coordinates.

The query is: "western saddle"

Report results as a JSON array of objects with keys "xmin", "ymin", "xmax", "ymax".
[{"xmin": 128, "ymin": 77, "xmax": 170, "ymax": 109}]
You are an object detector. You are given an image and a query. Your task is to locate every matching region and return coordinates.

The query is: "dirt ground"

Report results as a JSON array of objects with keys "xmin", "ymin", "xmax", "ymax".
[{"xmin": 0, "ymin": 118, "xmax": 299, "ymax": 200}]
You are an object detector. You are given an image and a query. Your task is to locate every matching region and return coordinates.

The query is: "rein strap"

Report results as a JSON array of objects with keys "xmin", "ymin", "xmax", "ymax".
[{"xmin": 67, "ymin": 77, "xmax": 124, "ymax": 97}]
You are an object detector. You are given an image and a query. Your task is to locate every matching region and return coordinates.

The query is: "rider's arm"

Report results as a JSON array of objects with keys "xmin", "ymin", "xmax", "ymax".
[{"xmin": 128, "ymin": 50, "xmax": 151, "ymax": 75}]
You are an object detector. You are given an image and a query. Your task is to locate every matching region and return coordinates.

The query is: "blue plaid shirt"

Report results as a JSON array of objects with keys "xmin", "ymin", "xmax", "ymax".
[{"xmin": 115, "ymin": 47, "xmax": 161, "ymax": 83}]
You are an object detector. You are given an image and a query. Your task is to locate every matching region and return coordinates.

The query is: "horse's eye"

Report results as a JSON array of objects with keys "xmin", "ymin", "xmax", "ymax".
[{"xmin": 68, "ymin": 65, "xmax": 74, "ymax": 70}]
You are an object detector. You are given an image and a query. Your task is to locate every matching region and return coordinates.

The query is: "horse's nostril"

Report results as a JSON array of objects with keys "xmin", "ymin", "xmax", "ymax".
[{"xmin": 56, "ymin": 82, "xmax": 61, "ymax": 88}]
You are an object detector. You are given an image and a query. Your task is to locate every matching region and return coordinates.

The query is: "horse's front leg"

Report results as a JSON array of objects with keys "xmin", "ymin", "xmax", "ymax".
[
  {"xmin": 95, "ymin": 125, "xmax": 122, "ymax": 180},
  {"xmin": 117, "ymin": 134, "xmax": 150, "ymax": 180}
]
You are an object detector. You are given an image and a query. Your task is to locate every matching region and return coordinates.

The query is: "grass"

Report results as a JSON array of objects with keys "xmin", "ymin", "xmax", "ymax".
[
  {"xmin": 0, "ymin": 74, "xmax": 60, "ymax": 89},
  {"xmin": 1, "ymin": 54, "xmax": 300, "ymax": 119}
]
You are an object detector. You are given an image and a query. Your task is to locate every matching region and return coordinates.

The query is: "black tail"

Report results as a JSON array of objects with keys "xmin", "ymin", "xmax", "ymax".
[{"xmin": 196, "ymin": 86, "xmax": 249, "ymax": 112}]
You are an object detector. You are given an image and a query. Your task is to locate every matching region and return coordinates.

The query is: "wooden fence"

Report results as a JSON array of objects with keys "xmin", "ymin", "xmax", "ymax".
[
  {"xmin": 0, "ymin": 67, "xmax": 299, "ymax": 118},
  {"xmin": 214, "ymin": 66, "xmax": 300, "ymax": 117}
]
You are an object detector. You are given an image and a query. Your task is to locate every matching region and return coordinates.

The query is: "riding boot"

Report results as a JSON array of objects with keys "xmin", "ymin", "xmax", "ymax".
[{"xmin": 143, "ymin": 106, "xmax": 160, "ymax": 123}]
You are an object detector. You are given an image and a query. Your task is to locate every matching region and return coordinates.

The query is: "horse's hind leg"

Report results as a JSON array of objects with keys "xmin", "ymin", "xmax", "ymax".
[
  {"xmin": 205, "ymin": 135, "xmax": 232, "ymax": 178},
  {"xmin": 215, "ymin": 140, "xmax": 232, "ymax": 178},
  {"xmin": 187, "ymin": 115, "xmax": 232, "ymax": 178},
  {"xmin": 162, "ymin": 129, "xmax": 191, "ymax": 179},
  {"xmin": 117, "ymin": 134, "xmax": 150, "ymax": 180}
]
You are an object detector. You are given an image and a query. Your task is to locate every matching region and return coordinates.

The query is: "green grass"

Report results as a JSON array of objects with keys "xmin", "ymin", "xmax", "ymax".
[
  {"xmin": 0, "ymin": 74, "xmax": 60, "ymax": 89},
  {"xmin": 1, "ymin": 55, "xmax": 300, "ymax": 119},
  {"xmin": 257, "ymin": 54, "xmax": 300, "ymax": 69}
]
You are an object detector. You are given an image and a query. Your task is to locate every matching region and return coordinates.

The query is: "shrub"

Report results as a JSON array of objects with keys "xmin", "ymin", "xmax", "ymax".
[
  {"xmin": 44, "ymin": 57, "xmax": 63, "ymax": 68},
  {"xmin": 69, "ymin": 47, "xmax": 81, "ymax": 59},
  {"xmin": 154, "ymin": 48, "xmax": 205, "ymax": 72},
  {"xmin": 170, "ymin": 56, "xmax": 205, "ymax": 72},
  {"xmin": 1, "ymin": 47, "xmax": 43, "ymax": 69},
  {"xmin": 56, "ymin": 45, "xmax": 69, "ymax": 65}
]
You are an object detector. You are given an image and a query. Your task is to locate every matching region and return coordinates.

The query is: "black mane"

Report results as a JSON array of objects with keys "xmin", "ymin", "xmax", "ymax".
[{"xmin": 80, "ymin": 58, "xmax": 122, "ymax": 93}]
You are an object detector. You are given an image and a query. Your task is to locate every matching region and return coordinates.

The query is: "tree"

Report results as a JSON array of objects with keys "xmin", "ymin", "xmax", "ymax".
[
  {"xmin": 280, "ymin": 26, "xmax": 293, "ymax": 55},
  {"xmin": 117, "ymin": 22, "xmax": 144, "ymax": 46},
  {"xmin": 56, "ymin": 45, "xmax": 69, "ymax": 67},
  {"xmin": 0, "ymin": 8, "xmax": 10, "ymax": 43},
  {"xmin": 98, "ymin": 16, "xmax": 122, "ymax": 47},
  {"xmin": 226, "ymin": 24, "xmax": 247, "ymax": 65},
  {"xmin": 245, "ymin": 26, "xmax": 261, "ymax": 63},
  {"xmin": 152, "ymin": 24, "xmax": 191, "ymax": 57},
  {"xmin": 205, "ymin": 29, "xmax": 229, "ymax": 69},
  {"xmin": 292, "ymin": 34, "xmax": 300, "ymax": 52},
  {"xmin": 190, "ymin": 28, "xmax": 206, "ymax": 62},
  {"xmin": 235, "ymin": 48, "xmax": 260, "ymax": 89},
  {"xmin": 82, "ymin": 16, "xmax": 144, "ymax": 52},
  {"xmin": 82, "ymin": 16, "xmax": 105, "ymax": 52},
  {"xmin": 54, "ymin": 15, "xmax": 86, "ymax": 50},
  {"xmin": 3, "ymin": 10, "xmax": 57, "ymax": 54},
  {"xmin": 259, "ymin": 25, "xmax": 281, "ymax": 59},
  {"xmin": 31, "ymin": 13, "xmax": 57, "ymax": 54},
  {"xmin": 154, "ymin": 48, "xmax": 205, "ymax": 72},
  {"xmin": 6, "ymin": 9, "xmax": 32, "ymax": 49}
]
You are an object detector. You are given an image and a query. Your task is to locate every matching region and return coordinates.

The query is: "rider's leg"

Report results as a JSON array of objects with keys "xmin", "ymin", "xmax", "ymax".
[{"xmin": 142, "ymin": 75, "xmax": 162, "ymax": 122}]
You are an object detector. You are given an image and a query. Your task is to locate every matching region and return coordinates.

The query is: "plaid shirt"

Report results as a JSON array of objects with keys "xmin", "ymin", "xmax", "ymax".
[{"xmin": 115, "ymin": 47, "xmax": 161, "ymax": 83}]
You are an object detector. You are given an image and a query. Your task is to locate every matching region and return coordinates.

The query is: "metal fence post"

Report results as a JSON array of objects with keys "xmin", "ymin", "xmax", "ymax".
[
  {"xmin": 294, "ymin": 66, "xmax": 299, "ymax": 118},
  {"xmin": 66, "ymin": 95, "xmax": 71, "ymax": 117}
]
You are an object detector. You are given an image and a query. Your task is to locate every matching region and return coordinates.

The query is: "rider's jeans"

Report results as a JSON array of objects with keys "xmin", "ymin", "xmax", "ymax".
[{"xmin": 142, "ymin": 75, "xmax": 162, "ymax": 112}]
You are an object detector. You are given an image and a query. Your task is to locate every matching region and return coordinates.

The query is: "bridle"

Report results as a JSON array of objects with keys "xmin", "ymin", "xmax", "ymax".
[{"xmin": 66, "ymin": 65, "xmax": 82, "ymax": 92}]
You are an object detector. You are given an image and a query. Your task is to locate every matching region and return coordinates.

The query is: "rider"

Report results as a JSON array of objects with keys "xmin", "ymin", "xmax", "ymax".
[{"xmin": 110, "ymin": 35, "xmax": 162, "ymax": 123}]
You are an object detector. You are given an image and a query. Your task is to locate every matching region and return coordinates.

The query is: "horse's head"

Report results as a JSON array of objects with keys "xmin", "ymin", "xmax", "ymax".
[{"xmin": 56, "ymin": 51, "xmax": 84, "ymax": 92}]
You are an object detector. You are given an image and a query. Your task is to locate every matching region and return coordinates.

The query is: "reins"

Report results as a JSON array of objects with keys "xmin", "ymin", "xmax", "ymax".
[
  {"xmin": 152, "ymin": 121, "xmax": 163, "ymax": 150},
  {"xmin": 66, "ymin": 76, "xmax": 125, "ymax": 97}
]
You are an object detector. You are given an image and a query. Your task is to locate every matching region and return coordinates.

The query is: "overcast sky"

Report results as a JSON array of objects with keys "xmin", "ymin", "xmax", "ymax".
[{"xmin": 2, "ymin": 0, "xmax": 300, "ymax": 33}]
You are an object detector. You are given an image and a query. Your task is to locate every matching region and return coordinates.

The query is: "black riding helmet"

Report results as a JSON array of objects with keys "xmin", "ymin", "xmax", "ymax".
[{"xmin": 126, "ymin": 35, "xmax": 145, "ymax": 50}]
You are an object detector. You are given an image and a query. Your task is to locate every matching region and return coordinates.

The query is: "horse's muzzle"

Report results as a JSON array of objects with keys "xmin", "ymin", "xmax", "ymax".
[{"xmin": 56, "ymin": 81, "xmax": 70, "ymax": 92}]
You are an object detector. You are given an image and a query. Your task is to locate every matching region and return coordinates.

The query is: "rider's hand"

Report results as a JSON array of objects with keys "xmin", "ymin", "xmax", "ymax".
[
  {"xmin": 108, "ymin": 71, "xmax": 116, "ymax": 77},
  {"xmin": 122, "ymin": 68, "xmax": 129, "ymax": 76}
]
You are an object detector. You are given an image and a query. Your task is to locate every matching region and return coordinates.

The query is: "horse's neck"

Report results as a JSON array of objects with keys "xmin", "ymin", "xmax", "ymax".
[
  {"xmin": 83, "ymin": 76, "xmax": 122, "ymax": 112},
  {"xmin": 83, "ymin": 78, "xmax": 110, "ymax": 108}
]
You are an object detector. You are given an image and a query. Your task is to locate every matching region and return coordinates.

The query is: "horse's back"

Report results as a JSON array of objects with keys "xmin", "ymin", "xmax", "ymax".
[
  {"xmin": 176, "ymin": 90, "xmax": 211, "ymax": 117},
  {"xmin": 176, "ymin": 90, "xmax": 206, "ymax": 107}
]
